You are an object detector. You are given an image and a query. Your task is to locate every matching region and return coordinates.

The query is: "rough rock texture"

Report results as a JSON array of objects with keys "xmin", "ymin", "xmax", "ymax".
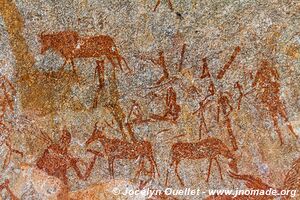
[{"xmin": 0, "ymin": 0, "xmax": 299, "ymax": 199}]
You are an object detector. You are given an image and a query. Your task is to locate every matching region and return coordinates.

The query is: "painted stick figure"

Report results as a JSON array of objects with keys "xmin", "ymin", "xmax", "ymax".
[
  {"xmin": 217, "ymin": 91, "xmax": 238, "ymax": 151},
  {"xmin": 92, "ymin": 60, "xmax": 105, "ymax": 108},
  {"xmin": 127, "ymin": 100, "xmax": 152, "ymax": 125},
  {"xmin": 142, "ymin": 50, "xmax": 170, "ymax": 85},
  {"xmin": 150, "ymin": 87, "xmax": 181, "ymax": 123},
  {"xmin": 193, "ymin": 98, "xmax": 212, "ymax": 139},
  {"xmin": 234, "ymin": 81, "xmax": 244, "ymax": 110},
  {"xmin": 199, "ymin": 57, "xmax": 216, "ymax": 101}
]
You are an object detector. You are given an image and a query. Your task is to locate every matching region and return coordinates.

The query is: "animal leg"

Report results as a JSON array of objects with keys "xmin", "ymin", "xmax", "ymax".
[
  {"xmin": 84, "ymin": 154, "xmax": 98, "ymax": 179},
  {"xmin": 167, "ymin": 0, "xmax": 174, "ymax": 11},
  {"xmin": 151, "ymin": 155, "xmax": 160, "ymax": 178},
  {"xmin": 92, "ymin": 87, "xmax": 103, "ymax": 109},
  {"xmin": 206, "ymin": 158, "xmax": 213, "ymax": 182},
  {"xmin": 278, "ymin": 104, "xmax": 298, "ymax": 139},
  {"xmin": 174, "ymin": 160, "xmax": 184, "ymax": 186},
  {"xmin": 214, "ymin": 158, "xmax": 223, "ymax": 181},
  {"xmin": 165, "ymin": 169, "xmax": 170, "ymax": 186},
  {"xmin": 287, "ymin": 124, "xmax": 298, "ymax": 139},
  {"xmin": 135, "ymin": 157, "xmax": 145, "ymax": 179},
  {"xmin": 107, "ymin": 56, "xmax": 119, "ymax": 71},
  {"xmin": 165, "ymin": 160, "xmax": 174, "ymax": 186},
  {"xmin": 108, "ymin": 158, "xmax": 115, "ymax": 179},
  {"xmin": 70, "ymin": 59, "xmax": 77, "ymax": 74},
  {"xmin": 199, "ymin": 121, "xmax": 203, "ymax": 140},
  {"xmin": 225, "ymin": 118, "xmax": 238, "ymax": 151},
  {"xmin": 111, "ymin": 158, "xmax": 115, "ymax": 179},
  {"xmin": 145, "ymin": 154, "xmax": 160, "ymax": 178},
  {"xmin": 61, "ymin": 60, "xmax": 68, "ymax": 70},
  {"xmin": 71, "ymin": 160, "xmax": 86, "ymax": 180},
  {"xmin": 121, "ymin": 56, "xmax": 131, "ymax": 73},
  {"xmin": 271, "ymin": 113, "xmax": 284, "ymax": 145},
  {"xmin": 156, "ymin": 75, "xmax": 168, "ymax": 85},
  {"xmin": 153, "ymin": 0, "xmax": 161, "ymax": 11},
  {"xmin": 115, "ymin": 54, "xmax": 131, "ymax": 73},
  {"xmin": 237, "ymin": 95, "xmax": 242, "ymax": 110}
]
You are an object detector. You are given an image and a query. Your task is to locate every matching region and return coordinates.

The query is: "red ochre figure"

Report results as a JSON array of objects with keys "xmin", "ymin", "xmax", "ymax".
[
  {"xmin": 193, "ymin": 98, "xmax": 212, "ymax": 139},
  {"xmin": 150, "ymin": 87, "xmax": 181, "ymax": 123},
  {"xmin": 217, "ymin": 46, "xmax": 241, "ymax": 79},
  {"xmin": 217, "ymin": 91, "xmax": 238, "ymax": 151},
  {"xmin": 0, "ymin": 75, "xmax": 16, "ymax": 128},
  {"xmin": 165, "ymin": 137, "xmax": 238, "ymax": 186},
  {"xmin": 0, "ymin": 179, "xmax": 18, "ymax": 200},
  {"xmin": 127, "ymin": 100, "xmax": 151, "ymax": 125},
  {"xmin": 40, "ymin": 30, "xmax": 130, "ymax": 73},
  {"xmin": 85, "ymin": 123, "xmax": 160, "ymax": 179},
  {"xmin": 92, "ymin": 59, "xmax": 105, "ymax": 108},
  {"xmin": 36, "ymin": 128, "xmax": 98, "ymax": 187},
  {"xmin": 252, "ymin": 60, "xmax": 298, "ymax": 144}
]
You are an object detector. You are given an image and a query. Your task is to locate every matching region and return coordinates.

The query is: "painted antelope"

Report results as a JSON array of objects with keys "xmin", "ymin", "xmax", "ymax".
[
  {"xmin": 85, "ymin": 123, "xmax": 160, "ymax": 179},
  {"xmin": 40, "ymin": 30, "xmax": 130, "ymax": 72},
  {"xmin": 165, "ymin": 137, "xmax": 238, "ymax": 186}
]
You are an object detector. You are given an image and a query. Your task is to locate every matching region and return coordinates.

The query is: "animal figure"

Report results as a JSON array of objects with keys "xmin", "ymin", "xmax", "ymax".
[
  {"xmin": 165, "ymin": 137, "xmax": 238, "ymax": 186},
  {"xmin": 40, "ymin": 31, "xmax": 129, "ymax": 72},
  {"xmin": 85, "ymin": 123, "xmax": 160, "ymax": 179}
]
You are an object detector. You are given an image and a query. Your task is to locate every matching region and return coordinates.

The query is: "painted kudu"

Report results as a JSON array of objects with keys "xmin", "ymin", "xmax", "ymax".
[
  {"xmin": 40, "ymin": 31, "xmax": 130, "ymax": 72},
  {"xmin": 85, "ymin": 123, "xmax": 160, "ymax": 179}
]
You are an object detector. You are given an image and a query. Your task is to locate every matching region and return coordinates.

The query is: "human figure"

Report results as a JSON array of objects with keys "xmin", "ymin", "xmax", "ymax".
[
  {"xmin": 217, "ymin": 91, "xmax": 238, "ymax": 151},
  {"xmin": 252, "ymin": 60, "xmax": 298, "ymax": 144},
  {"xmin": 92, "ymin": 60, "xmax": 105, "ymax": 108},
  {"xmin": 199, "ymin": 57, "xmax": 216, "ymax": 101},
  {"xmin": 151, "ymin": 87, "xmax": 181, "ymax": 123},
  {"xmin": 0, "ymin": 76, "xmax": 22, "ymax": 170},
  {"xmin": 143, "ymin": 50, "xmax": 170, "ymax": 85},
  {"xmin": 127, "ymin": 100, "xmax": 151, "ymax": 125},
  {"xmin": 193, "ymin": 99, "xmax": 212, "ymax": 139},
  {"xmin": 0, "ymin": 179, "xmax": 18, "ymax": 200},
  {"xmin": 0, "ymin": 75, "xmax": 16, "ymax": 127},
  {"xmin": 36, "ymin": 129, "xmax": 97, "ymax": 187}
]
